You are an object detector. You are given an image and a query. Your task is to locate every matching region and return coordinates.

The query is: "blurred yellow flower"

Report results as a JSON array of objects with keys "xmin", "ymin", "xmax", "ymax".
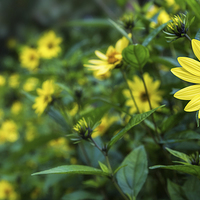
[
  {"xmin": 171, "ymin": 39, "xmax": 200, "ymax": 118},
  {"xmin": 92, "ymin": 114, "xmax": 119, "ymax": 138},
  {"xmin": 123, "ymin": 73, "xmax": 163, "ymax": 114},
  {"xmin": 11, "ymin": 101, "xmax": 22, "ymax": 115},
  {"xmin": 69, "ymin": 103, "xmax": 79, "ymax": 117},
  {"xmin": 0, "ymin": 75, "xmax": 6, "ymax": 86},
  {"xmin": 32, "ymin": 80, "xmax": 56, "ymax": 115},
  {"xmin": 25, "ymin": 122, "xmax": 37, "ymax": 141},
  {"xmin": 20, "ymin": 47, "xmax": 40, "ymax": 71},
  {"xmin": 9, "ymin": 74, "xmax": 19, "ymax": 88},
  {"xmin": 0, "ymin": 180, "xmax": 18, "ymax": 200},
  {"xmin": 0, "ymin": 120, "xmax": 19, "ymax": 144},
  {"xmin": 23, "ymin": 77, "xmax": 39, "ymax": 92},
  {"xmin": 166, "ymin": 0, "xmax": 180, "ymax": 11},
  {"xmin": 37, "ymin": 30, "xmax": 62, "ymax": 59},
  {"xmin": 84, "ymin": 34, "xmax": 131, "ymax": 76}
]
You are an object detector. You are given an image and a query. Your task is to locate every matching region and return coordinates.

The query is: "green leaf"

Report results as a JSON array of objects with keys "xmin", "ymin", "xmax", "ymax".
[
  {"xmin": 150, "ymin": 165, "xmax": 200, "ymax": 179},
  {"xmin": 142, "ymin": 23, "xmax": 167, "ymax": 46},
  {"xmin": 108, "ymin": 19, "xmax": 132, "ymax": 43},
  {"xmin": 167, "ymin": 179, "xmax": 186, "ymax": 200},
  {"xmin": 98, "ymin": 161, "xmax": 109, "ymax": 173},
  {"xmin": 165, "ymin": 147, "xmax": 190, "ymax": 163},
  {"xmin": 122, "ymin": 44, "xmax": 149, "ymax": 69},
  {"xmin": 107, "ymin": 105, "xmax": 164, "ymax": 150},
  {"xmin": 195, "ymin": 28, "xmax": 200, "ymax": 41},
  {"xmin": 32, "ymin": 165, "xmax": 110, "ymax": 177},
  {"xmin": 185, "ymin": 0, "xmax": 200, "ymax": 20},
  {"xmin": 114, "ymin": 165, "xmax": 127, "ymax": 175},
  {"xmin": 116, "ymin": 146, "xmax": 148, "ymax": 199}
]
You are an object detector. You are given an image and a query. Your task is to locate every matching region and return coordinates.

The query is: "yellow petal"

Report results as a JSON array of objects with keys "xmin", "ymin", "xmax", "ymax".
[
  {"xmin": 88, "ymin": 60, "xmax": 108, "ymax": 64},
  {"xmin": 174, "ymin": 85, "xmax": 200, "ymax": 100},
  {"xmin": 192, "ymin": 39, "xmax": 200, "ymax": 61},
  {"xmin": 178, "ymin": 57, "xmax": 200, "ymax": 76},
  {"xmin": 95, "ymin": 51, "xmax": 108, "ymax": 60},
  {"xmin": 171, "ymin": 67, "xmax": 200, "ymax": 83},
  {"xmin": 184, "ymin": 95, "xmax": 200, "ymax": 112},
  {"xmin": 106, "ymin": 46, "xmax": 115, "ymax": 55},
  {"xmin": 115, "ymin": 36, "xmax": 130, "ymax": 53},
  {"xmin": 198, "ymin": 110, "xmax": 200, "ymax": 118}
]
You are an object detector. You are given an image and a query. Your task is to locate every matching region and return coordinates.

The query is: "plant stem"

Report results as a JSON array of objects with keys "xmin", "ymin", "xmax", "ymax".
[
  {"xmin": 90, "ymin": 137, "xmax": 103, "ymax": 152},
  {"xmin": 121, "ymin": 69, "xmax": 140, "ymax": 113},
  {"xmin": 185, "ymin": 33, "xmax": 191, "ymax": 41}
]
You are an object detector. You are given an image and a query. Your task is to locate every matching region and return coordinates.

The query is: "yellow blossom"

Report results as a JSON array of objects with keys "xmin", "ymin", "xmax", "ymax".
[
  {"xmin": 23, "ymin": 77, "xmax": 39, "ymax": 92},
  {"xmin": 0, "ymin": 180, "xmax": 18, "ymax": 200},
  {"xmin": 20, "ymin": 47, "xmax": 40, "ymax": 71},
  {"xmin": 8, "ymin": 74, "xmax": 19, "ymax": 88},
  {"xmin": 11, "ymin": 101, "xmax": 22, "ymax": 115},
  {"xmin": 171, "ymin": 39, "xmax": 200, "ymax": 118},
  {"xmin": 84, "ymin": 34, "xmax": 131, "ymax": 76},
  {"xmin": 37, "ymin": 30, "xmax": 62, "ymax": 59},
  {"xmin": 0, "ymin": 75, "xmax": 6, "ymax": 86},
  {"xmin": 0, "ymin": 120, "xmax": 19, "ymax": 143},
  {"xmin": 123, "ymin": 73, "xmax": 163, "ymax": 114},
  {"xmin": 32, "ymin": 80, "xmax": 56, "ymax": 115}
]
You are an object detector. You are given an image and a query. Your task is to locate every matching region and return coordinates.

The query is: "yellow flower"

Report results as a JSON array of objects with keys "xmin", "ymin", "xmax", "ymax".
[
  {"xmin": 9, "ymin": 74, "xmax": 19, "ymax": 88},
  {"xmin": 0, "ymin": 75, "xmax": 6, "ymax": 86},
  {"xmin": 23, "ymin": 77, "xmax": 39, "ymax": 92},
  {"xmin": 32, "ymin": 80, "xmax": 56, "ymax": 115},
  {"xmin": 171, "ymin": 39, "xmax": 200, "ymax": 118},
  {"xmin": 37, "ymin": 30, "xmax": 62, "ymax": 59},
  {"xmin": 11, "ymin": 101, "xmax": 22, "ymax": 115},
  {"xmin": 20, "ymin": 47, "xmax": 40, "ymax": 71},
  {"xmin": 0, "ymin": 120, "xmax": 19, "ymax": 144},
  {"xmin": 92, "ymin": 114, "xmax": 119, "ymax": 138},
  {"xmin": 0, "ymin": 180, "xmax": 18, "ymax": 200},
  {"xmin": 123, "ymin": 73, "xmax": 163, "ymax": 114},
  {"xmin": 84, "ymin": 34, "xmax": 131, "ymax": 76},
  {"xmin": 165, "ymin": 0, "xmax": 180, "ymax": 11},
  {"xmin": 25, "ymin": 122, "xmax": 37, "ymax": 141}
]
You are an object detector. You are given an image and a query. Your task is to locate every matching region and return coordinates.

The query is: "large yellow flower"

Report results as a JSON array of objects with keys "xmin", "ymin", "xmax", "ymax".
[
  {"xmin": 0, "ymin": 180, "xmax": 18, "ymax": 200},
  {"xmin": 123, "ymin": 73, "xmax": 162, "ymax": 114},
  {"xmin": 20, "ymin": 47, "xmax": 40, "ymax": 71},
  {"xmin": 32, "ymin": 80, "xmax": 56, "ymax": 115},
  {"xmin": 37, "ymin": 30, "xmax": 62, "ymax": 59},
  {"xmin": 171, "ymin": 39, "xmax": 200, "ymax": 118},
  {"xmin": 84, "ymin": 34, "xmax": 131, "ymax": 76}
]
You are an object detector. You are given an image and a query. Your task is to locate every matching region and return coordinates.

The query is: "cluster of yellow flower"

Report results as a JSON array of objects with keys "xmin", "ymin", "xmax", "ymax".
[
  {"xmin": 0, "ymin": 180, "xmax": 18, "ymax": 200},
  {"xmin": 20, "ymin": 30, "xmax": 62, "ymax": 71}
]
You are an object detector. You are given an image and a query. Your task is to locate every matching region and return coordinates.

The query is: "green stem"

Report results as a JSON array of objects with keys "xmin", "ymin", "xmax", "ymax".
[
  {"xmin": 90, "ymin": 137, "xmax": 103, "ymax": 152},
  {"xmin": 139, "ymin": 70, "xmax": 160, "ymax": 142},
  {"xmin": 121, "ymin": 69, "xmax": 140, "ymax": 113},
  {"xmin": 185, "ymin": 33, "xmax": 191, "ymax": 41}
]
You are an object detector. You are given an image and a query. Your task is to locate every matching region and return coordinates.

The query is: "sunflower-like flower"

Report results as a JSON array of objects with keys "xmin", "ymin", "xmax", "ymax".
[
  {"xmin": 163, "ymin": 13, "xmax": 193, "ymax": 42},
  {"xmin": 32, "ymin": 80, "xmax": 57, "ymax": 115},
  {"xmin": 171, "ymin": 39, "xmax": 200, "ymax": 118},
  {"xmin": 84, "ymin": 34, "xmax": 131, "ymax": 76},
  {"xmin": 0, "ymin": 180, "xmax": 18, "ymax": 200},
  {"xmin": 123, "ymin": 73, "xmax": 163, "ymax": 114},
  {"xmin": 37, "ymin": 30, "xmax": 62, "ymax": 59},
  {"xmin": 20, "ymin": 47, "xmax": 40, "ymax": 71}
]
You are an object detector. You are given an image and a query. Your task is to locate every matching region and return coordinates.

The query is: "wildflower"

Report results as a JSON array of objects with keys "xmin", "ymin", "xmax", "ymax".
[
  {"xmin": 73, "ymin": 118, "xmax": 93, "ymax": 140},
  {"xmin": 0, "ymin": 75, "xmax": 6, "ymax": 86},
  {"xmin": 20, "ymin": 47, "xmax": 40, "ymax": 71},
  {"xmin": 32, "ymin": 80, "xmax": 57, "ymax": 115},
  {"xmin": 123, "ymin": 73, "xmax": 163, "ymax": 114},
  {"xmin": 163, "ymin": 13, "xmax": 192, "ymax": 42},
  {"xmin": 165, "ymin": 0, "xmax": 180, "ymax": 11},
  {"xmin": 11, "ymin": 101, "xmax": 22, "ymax": 115},
  {"xmin": 171, "ymin": 39, "xmax": 200, "ymax": 118},
  {"xmin": 0, "ymin": 180, "xmax": 18, "ymax": 200},
  {"xmin": 84, "ymin": 34, "xmax": 131, "ymax": 76},
  {"xmin": 37, "ymin": 30, "xmax": 62, "ymax": 59},
  {"xmin": 0, "ymin": 120, "xmax": 19, "ymax": 144},
  {"xmin": 8, "ymin": 74, "xmax": 19, "ymax": 88},
  {"xmin": 23, "ymin": 77, "xmax": 39, "ymax": 92},
  {"xmin": 120, "ymin": 13, "xmax": 134, "ymax": 29}
]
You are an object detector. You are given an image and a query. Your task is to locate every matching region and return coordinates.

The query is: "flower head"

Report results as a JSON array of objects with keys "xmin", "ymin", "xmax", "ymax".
[
  {"xmin": 123, "ymin": 73, "xmax": 163, "ymax": 114},
  {"xmin": 164, "ymin": 13, "xmax": 192, "ymax": 42},
  {"xmin": 20, "ymin": 47, "xmax": 40, "ymax": 71},
  {"xmin": 37, "ymin": 30, "xmax": 62, "ymax": 59},
  {"xmin": 23, "ymin": 77, "xmax": 39, "ymax": 92},
  {"xmin": 0, "ymin": 180, "xmax": 18, "ymax": 200},
  {"xmin": 120, "ymin": 13, "xmax": 134, "ymax": 29},
  {"xmin": 171, "ymin": 39, "xmax": 200, "ymax": 118},
  {"xmin": 84, "ymin": 34, "xmax": 131, "ymax": 76},
  {"xmin": 32, "ymin": 80, "xmax": 57, "ymax": 115}
]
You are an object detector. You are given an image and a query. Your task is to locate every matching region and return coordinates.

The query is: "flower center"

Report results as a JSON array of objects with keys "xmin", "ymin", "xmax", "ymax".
[
  {"xmin": 48, "ymin": 42, "xmax": 54, "ymax": 49},
  {"xmin": 29, "ymin": 54, "xmax": 35, "ymax": 61},
  {"xmin": 140, "ymin": 92, "xmax": 148, "ymax": 102},
  {"xmin": 107, "ymin": 52, "xmax": 120, "ymax": 64},
  {"xmin": 4, "ymin": 188, "xmax": 11, "ymax": 197}
]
